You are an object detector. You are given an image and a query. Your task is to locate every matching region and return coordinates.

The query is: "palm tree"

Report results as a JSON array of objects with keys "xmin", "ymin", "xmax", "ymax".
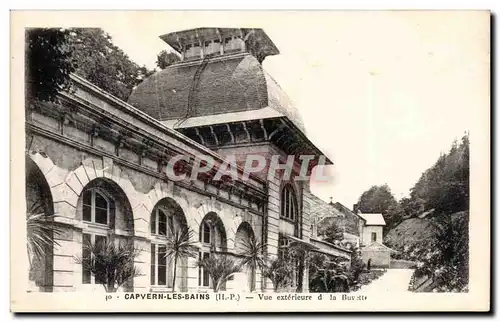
[
  {"xmin": 261, "ymin": 257, "xmax": 293, "ymax": 292},
  {"xmin": 75, "ymin": 238, "xmax": 142, "ymax": 292},
  {"xmin": 237, "ymin": 235, "xmax": 267, "ymax": 292},
  {"xmin": 164, "ymin": 226, "xmax": 199, "ymax": 292},
  {"xmin": 198, "ymin": 253, "xmax": 242, "ymax": 292},
  {"xmin": 26, "ymin": 199, "xmax": 62, "ymax": 271}
]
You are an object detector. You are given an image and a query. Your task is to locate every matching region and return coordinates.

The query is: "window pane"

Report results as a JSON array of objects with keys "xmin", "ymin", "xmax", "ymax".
[
  {"xmin": 83, "ymin": 204, "xmax": 91, "ymax": 222},
  {"xmin": 95, "ymin": 192, "xmax": 108, "ymax": 209},
  {"xmin": 285, "ymin": 189, "xmax": 290, "ymax": 218},
  {"xmin": 95, "ymin": 235, "xmax": 107, "ymax": 247},
  {"xmin": 203, "ymin": 223, "xmax": 210, "ymax": 244},
  {"xmin": 83, "ymin": 190, "xmax": 92, "ymax": 206},
  {"xmin": 167, "ymin": 256, "xmax": 173, "ymax": 288},
  {"xmin": 198, "ymin": 252, "xmax": 202, "ymax": 286},
  {"xmin": 150, "ymin": 213, "xmax": 157, "ymax": 234},
  {"xmin": 158, "ymin": 210, "xmax": 167, "ymax": 236},
  {"xmin": 168, "ymin": 215, "xmax": 174, "ymax": 237},
  {"xmin": 94, "ymin": 235, "xmax": 107, "ymax": 283},
  {"xmin": 158, "ymin": 246, "xmax": 167, "ymax": 285},
  {"xmin": 150, "ymin": 244, "xmax": 156, "ymax": 285},
  {"xmin": 82, "ymin": 234, "xmax": 91, "ymax": 284},
  {"xmin": 202, "ymin": 252, "xmax": 210, "ymax": 286},
  {"xmin": 95, "ymin": 207, "xmax": 108, "ymax": 225}
]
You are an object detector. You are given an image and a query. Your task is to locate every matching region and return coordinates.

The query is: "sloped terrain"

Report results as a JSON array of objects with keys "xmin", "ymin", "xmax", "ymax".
[
  {"xmin": 385, "ymin": 218, "xmax": 439, "ymax": 248},
  {"xmin": 385, "ymin": 211, "xmax": 468, "ymax": 251}
]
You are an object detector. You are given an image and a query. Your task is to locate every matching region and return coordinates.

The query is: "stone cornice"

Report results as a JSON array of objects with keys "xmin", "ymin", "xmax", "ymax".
[
  {"xmin": 47, "ymin": 90, "xmax": 267, "ymax": 200},
  {"xmin": 67, "ymin": 73, "xmax": 267, "ymax": 187},
  {"xmin": 27, "ymin": 122, "xmax": 266, "ymax": 216}
]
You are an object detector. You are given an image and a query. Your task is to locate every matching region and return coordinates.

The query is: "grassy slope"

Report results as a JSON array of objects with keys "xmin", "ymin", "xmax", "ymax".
[{"xmin": 385, "ymin": 211, "xmax": 468, "ymax": 250}]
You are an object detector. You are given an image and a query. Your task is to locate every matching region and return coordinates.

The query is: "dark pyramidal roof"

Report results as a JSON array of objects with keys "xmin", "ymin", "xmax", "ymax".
[{"xmin": 127, "ymin": 29, "xmax": 306, "ymax": 134}]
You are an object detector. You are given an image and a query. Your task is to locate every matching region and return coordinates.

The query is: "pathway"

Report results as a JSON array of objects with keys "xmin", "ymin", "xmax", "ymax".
[{"xmin": 354, "ymin": 269, "xmax": 414, "ymax": 293}]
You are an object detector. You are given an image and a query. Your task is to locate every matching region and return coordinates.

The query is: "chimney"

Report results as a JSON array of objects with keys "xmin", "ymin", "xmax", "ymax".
[{"xmin": 353, "ymin": 204, "xmax": 359, "ymax": 214}]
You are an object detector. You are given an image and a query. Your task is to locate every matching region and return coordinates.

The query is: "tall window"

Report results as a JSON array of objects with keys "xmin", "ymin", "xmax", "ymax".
[
  {"xmin": 198, "ymin": 221, "xmax": 212, "ymax": 287},
  {"xmin": 280, "ymin": 184, "xmax": 298, "ymax": 221},
  {"xmin": 81, "ymin": 188, "xmax": 113, "ymax": 285},
  {"xmin": 371, "ymin": 232, "xmax": 377, "ymax": 243},
  {"xmin": 82, "ymin": 233, "xmax": 107, "ymax": 284},
  {"xmin": 150, "ymin": 208, "xmax": 174, "ymax": 287}
]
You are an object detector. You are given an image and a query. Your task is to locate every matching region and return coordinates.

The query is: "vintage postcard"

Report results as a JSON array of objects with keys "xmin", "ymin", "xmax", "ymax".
[{"xmin": 10, "ymin": 10, "xmax": 490, "ymax": 312}]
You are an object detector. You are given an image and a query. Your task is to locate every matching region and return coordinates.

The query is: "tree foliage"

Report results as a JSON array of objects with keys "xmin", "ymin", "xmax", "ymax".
[
  {"xmin": 407, "ymin": 135, "xmax": 469, "ymax": 215},
  {"xmin": 357, "ymin": 184, "xmax": 399, "ymax": 231},
  {"xmin": 25, "ymin": 27, "xmax": 155, "ymax": 104},
  {"xmin": 317, "ymin": 218, "xmax": 344, "ymax": 244},
  {"xmin": 358, "ymin": 184, "xmax": 397, "ymax": 214},
  {"xmin": 236, "ymin": 235, "xmax": 267, "ymax": 292},
  {"xmin": 25, "ymin": 28, "xmax": 75, "ymax": 103},
  {"xmin": 197, "ymin": 254, "xmax": 242, "ymax": 292},
  {"xmin": 26, "ymin": 199, "xmax": 63, "ymax": 273},
  {"xmin": 156, "ymin": 50, "xmax": 181, "ymax": 69},
  {"xmin": 308, "ymin": 253, "xmax": 351, "ymax": 293},
  {"xmin": 67, "ymin": 28, "xmax": 154, "ymax": 101},
  {"xmin": 163, "ymin": 226, "xmax": 199, "ymax": 292},
  {"xmin": 75, "ymin": 238, "xmax": 142, "ymax": 292},
  {"xmin": 261, "ymin": 257, "xmax": 294, "ymax": 292},
  {"xmin": 388, "ymin": 134, "xmax": 470, "ymax": 292}
]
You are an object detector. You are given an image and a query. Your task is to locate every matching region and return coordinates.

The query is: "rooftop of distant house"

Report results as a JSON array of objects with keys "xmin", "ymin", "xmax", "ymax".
[{"xmin": 358, "ymin": 213, "xmax": 386, "ymax": 226}]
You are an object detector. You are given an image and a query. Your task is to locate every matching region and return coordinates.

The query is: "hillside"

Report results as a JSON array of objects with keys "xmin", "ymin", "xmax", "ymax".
[
  {"xmin": 385, "ymin": 218, "xmax": 438, "ymax": 248},
  {"xmin": 385, "ymin": 211, "xmax": 469, "ymax": 251}
]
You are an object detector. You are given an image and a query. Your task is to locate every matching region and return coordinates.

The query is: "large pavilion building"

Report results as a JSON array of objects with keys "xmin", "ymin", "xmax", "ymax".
[{"xmin": 25, "ymin": 27, "xmax": 351, "ymax": 293}]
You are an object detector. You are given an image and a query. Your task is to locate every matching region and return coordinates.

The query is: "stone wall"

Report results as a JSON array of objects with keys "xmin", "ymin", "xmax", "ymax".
[{"xmin": 25, "ymin": 76, "xmax": 266, "ymax": 293}]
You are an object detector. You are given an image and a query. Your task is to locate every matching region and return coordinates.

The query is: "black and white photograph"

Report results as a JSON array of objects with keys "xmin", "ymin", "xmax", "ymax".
[{"xmin": 10, "ymin": 10, "xmax": 490, "ymax": 312}]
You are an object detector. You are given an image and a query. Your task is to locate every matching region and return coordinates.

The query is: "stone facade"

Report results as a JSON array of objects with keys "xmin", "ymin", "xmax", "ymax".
[
  {"xmin": 25, "ymin": 27, "xmax": 345, "ymax": 293},
  {"xmin": 26, "ymin": 75, "xmax": 267, "ymax": 292}
]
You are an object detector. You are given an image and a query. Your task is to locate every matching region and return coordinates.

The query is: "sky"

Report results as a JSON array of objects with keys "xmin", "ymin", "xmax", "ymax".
[{"xmin": 54, "ymin": 11, "xmax": 489, "ymax": 207}]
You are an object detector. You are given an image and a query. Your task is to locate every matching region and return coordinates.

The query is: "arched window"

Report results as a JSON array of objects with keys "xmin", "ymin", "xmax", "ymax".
[
  {"xmin": 151, "ymin": 208, "xmax": 174, "ymax": 237},
  {"xmin": 82, "ymin": 189, "xmax": 110, "ymax": 225},
  {"xmin": 201, "ymin": 221, "xmax": 211, "ymax": 245},
  {"xmin": 280, "ymin": 184, "xmax": 298, "ymax": 221}
]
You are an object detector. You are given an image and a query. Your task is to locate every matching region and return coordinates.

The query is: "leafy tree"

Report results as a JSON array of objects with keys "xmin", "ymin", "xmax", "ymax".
[
  {"xmin": 308, "ymin": 254, "xmax": 350, "ymax": 293},
  {"xmin": 25, "ymin": 28, "xmax": 75, "ymax": 103},
  {"xmin": 237, "ymin": 235, "xmax": 267, "ymax": 292},
  {"xmin": 67, "ymin": 28, "xmax": 154, "ymax": 101},
  {"xmin": 357, "ymin": 184, "xmax": 398, "ymax": 233},
  {"xmin": 26, "ymin": 28, "xmax": 155, "ymax": 104},
  {"xmin": 409, "ymin": 134, "xmax": 469, "ymax": 215},
  {"xmin": 164, "ymin": 226, "xmax": 199, "ymax": 292},
  {"xmin": 358, "ymin": 184, "xmax": 397, "ymax": 214},
  {"xmin": 389, "ymin": 134, "xmax": 470, "ymax": 292},
  {"xmin": 399, "ymin": 212, "xmax": 469, "ymax": 292},
  {"xmin": 384, "ymin": 202, "xmax": 406, "ymax": 231},
  {"xmin": 75, "ymin": 239, "xmax": 142, "ymax": 292},
  {"xmin": 197, "ymin": 254, "xmax": 242, "ymax": 292},
  {"xmin": 156, "ymin": 50, "xmax": 181, "ymax": 69},
  {"xmin": 317, "ymin": 218, "xmax": 344, "ymax": 244},
  {"xmin": 261, "ymin": 257, "xmax": 293, "ymax": 292}
]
